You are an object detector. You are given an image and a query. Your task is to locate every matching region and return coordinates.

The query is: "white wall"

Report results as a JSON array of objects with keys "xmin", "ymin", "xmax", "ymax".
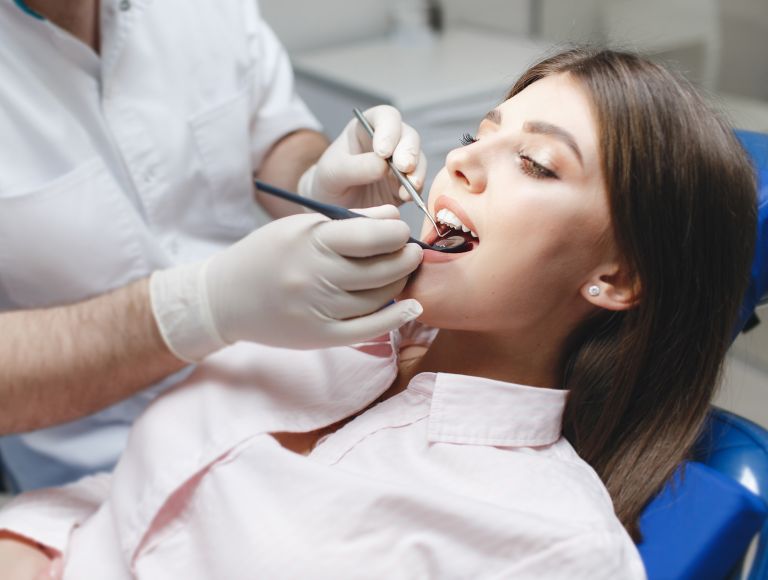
[
  {"xmin": 439, "ymin": 0, "xmax": 530, "ymax": 35},
  {"xmin": 260, "ymin": 0, "xmax": 531, "ymax": 54},
  {"xmin": 537, "ymin": 0, "xmax": 768, "ymax": 99},
  {"xmin": 259, "ymin": 0, "xmax": 391, "ymax": 53},
  {"xmin": 539, "ymin": 0, "xmax": 602, "ymax": 43},
  {"xmin": 261, "ymin": 0, "xmax": 768, "ymax": 100},
  {"xmin": 718, "ymin": 0, "xmax": 768, "ymax": 99}
]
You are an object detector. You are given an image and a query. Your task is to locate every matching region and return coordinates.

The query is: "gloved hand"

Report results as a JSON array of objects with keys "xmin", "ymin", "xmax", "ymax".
[
  {"xmin": 298, "ymin": 105, "xmax": 428, "ymax": 209},
  {"xmin": 150, "ymin": 205, "xmax": 423, "ymax": 361}
]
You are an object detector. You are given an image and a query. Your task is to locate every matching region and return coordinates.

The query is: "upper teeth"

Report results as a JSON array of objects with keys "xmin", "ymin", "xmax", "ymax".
[{"xmin": 436, "ymin": 208, "xmax": 477, "ymax": 238}]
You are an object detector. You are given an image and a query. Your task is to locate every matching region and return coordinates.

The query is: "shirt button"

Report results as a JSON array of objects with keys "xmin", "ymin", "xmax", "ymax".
[{"xmin": 119, "ymin": 0, "xmax": 131, "ymax": 11}]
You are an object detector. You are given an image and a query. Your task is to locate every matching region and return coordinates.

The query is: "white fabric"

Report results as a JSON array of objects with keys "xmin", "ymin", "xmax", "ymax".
[
  {"xmin": 0, "ymin": 324, "xmax": 646, "ymax": 578},
  {"xmin": 0, "ymin": 0, "xmax": 320, "ymax": 490}
]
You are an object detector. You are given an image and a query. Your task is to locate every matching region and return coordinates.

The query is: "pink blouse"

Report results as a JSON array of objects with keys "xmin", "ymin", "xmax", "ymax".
[{"xmin": 0, "ymin": 324, "xmax": 645, "ymax": 579}]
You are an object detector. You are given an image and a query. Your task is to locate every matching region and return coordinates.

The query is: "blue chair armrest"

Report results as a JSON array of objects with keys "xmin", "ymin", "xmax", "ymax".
[{"xmin": 637, "ymin": 461, "xmax": 768, "ymax": 580}]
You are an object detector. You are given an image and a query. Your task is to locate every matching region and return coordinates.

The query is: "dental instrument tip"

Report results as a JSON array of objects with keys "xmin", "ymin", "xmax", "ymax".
[{"xmin": 353, "ymin": 107, "xmax": 447, "ymax": 238}]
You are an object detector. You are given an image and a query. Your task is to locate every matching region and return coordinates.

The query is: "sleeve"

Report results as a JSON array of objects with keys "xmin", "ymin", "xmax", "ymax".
[
  {"xmin": 244, "ymin": 0, "xmax": 323, "ymax": 169},
  {"xmin": 0, "ymin": 472, "xmax": 111, "ymax": 556},
  {"xmin": 488, "ymin": 530, "xmax": 647, "ymax": 580}
]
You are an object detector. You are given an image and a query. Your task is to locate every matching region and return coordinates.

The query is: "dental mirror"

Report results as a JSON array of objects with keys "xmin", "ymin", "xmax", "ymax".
[
  {"xmin": 429, "ymin": 235, "xmax": 468, "ymax": 251},
  {"xmin": 254, "ymin": 180, "xmax": 472, "ymax": 254}
]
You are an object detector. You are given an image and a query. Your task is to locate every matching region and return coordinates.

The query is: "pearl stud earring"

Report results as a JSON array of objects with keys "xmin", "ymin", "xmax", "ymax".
[{"xmin": 588, "ymin": 285, "xmax": 601, "ymax": 297}]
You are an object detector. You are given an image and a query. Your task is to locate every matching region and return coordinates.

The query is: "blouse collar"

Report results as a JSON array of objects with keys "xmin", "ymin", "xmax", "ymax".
[{"xmin": 407, "ymin": 372, "xmax": 568, "ymax": 447}]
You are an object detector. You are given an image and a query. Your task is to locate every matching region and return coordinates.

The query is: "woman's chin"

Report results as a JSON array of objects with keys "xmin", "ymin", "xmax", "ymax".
[{"xmin": 396, "ymin": 278, "xmax": 442, "ymax": 328}]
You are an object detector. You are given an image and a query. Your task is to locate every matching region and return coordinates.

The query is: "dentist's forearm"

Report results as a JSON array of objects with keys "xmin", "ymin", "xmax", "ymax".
[
  {"xmin": 254, "ymin": 128, "xmax": 329, "ymax": 219},
  {"xmin": 0, "ymin": 278, "xmax": 185, "ymax": 434}
]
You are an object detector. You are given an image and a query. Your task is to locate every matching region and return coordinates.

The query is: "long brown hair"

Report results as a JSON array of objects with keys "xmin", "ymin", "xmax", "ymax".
[{"xmin": 507, "ymin": 49, "xmax": 757, "ymax": 540}]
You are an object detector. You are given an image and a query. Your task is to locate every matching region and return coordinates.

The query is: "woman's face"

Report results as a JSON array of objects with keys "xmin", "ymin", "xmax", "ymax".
[{"xmin": 402, "ymin": 72, "xmax": 617, "ymax": 333}]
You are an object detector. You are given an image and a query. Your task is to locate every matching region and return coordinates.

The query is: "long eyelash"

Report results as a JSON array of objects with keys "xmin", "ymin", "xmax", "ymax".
[
  {"xmin": 460, "ymin": 133, "xmax": 477, "ymax": 146},
  {"xmin": 519, "ymin": 154, "xmax": 557, "ymax": 179}
]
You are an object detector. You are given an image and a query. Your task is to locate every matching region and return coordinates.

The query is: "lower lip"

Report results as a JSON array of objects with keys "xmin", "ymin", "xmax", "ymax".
[{"xmin": 422, "ymin": 246, "xmax": 472, "ymax": 263}]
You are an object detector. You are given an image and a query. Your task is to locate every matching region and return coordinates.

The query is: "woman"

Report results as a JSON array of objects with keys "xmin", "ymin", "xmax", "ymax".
[{"xmin": 0, "ymin": 48, "xmax": 757, "ymax": 578}]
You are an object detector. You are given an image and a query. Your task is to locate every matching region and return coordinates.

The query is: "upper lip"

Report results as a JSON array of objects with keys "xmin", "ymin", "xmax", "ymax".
[{"xmin": 432, "ymin": 195, "xmax": 479, "ymax": 238}]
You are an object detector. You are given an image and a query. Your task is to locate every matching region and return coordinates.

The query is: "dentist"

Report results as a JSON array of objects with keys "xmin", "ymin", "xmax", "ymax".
[{"xmin": 0, "ymin": 0, "xmax": 425, "ymax": 490}]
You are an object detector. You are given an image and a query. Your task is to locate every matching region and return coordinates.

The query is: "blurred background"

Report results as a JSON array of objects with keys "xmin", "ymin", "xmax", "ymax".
[{"xmin": 260, "ymin": 0, "xmax": 768, "ymax": 426}]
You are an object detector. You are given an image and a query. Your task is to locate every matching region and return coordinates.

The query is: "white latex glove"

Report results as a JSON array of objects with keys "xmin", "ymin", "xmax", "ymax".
[
  {"xmin": 150, "ymin": 205, "xmax": 423, "ymax": 361},
  {"xmin": 298, "ymin": 105, "xmax": 428, "ymax": 209}
]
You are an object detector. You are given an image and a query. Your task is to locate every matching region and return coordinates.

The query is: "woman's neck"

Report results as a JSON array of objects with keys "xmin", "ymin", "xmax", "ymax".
[{"xmin": 394, "ymin": 327, "xmax": 568, "ymax": 396}]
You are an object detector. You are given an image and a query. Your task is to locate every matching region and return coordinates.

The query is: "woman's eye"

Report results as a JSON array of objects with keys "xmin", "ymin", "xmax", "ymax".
[
  {"xmin": 519, "ymin": 154, "xmax": 557, "ymax": 179},
  {"xmin": 460, "ymin": 133, "xmax": 477, "ymax": 146}
]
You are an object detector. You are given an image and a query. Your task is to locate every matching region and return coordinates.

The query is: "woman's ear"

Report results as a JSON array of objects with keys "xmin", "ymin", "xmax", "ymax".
[{"xmin": 581, "ymin": 262, "xmax": 640, "ymax": 311}]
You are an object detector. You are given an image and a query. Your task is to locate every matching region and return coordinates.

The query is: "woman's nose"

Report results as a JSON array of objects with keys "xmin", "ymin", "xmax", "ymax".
[{"xmin": 445, "ymin": 145, "xmax": 486, "ymax": 193}]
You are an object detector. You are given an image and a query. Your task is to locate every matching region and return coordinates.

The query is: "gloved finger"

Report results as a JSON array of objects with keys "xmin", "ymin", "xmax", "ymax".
[
  {"xmin": 317, "ymin": 215, "xmax": 411, "ymax": 258},
  {"xmin": 399, "ymin": 151, "xmax": 428, "ymax": 202},
  {"xmin": 350, "ymin": 204, "xmax": 401, "ymax": 220},
  {"xmin": 326, "ymin": 298, "xmax": 423, "ymax": 345},
  {"xmin": 342, "ymin": 116, "xmax": 372, "ymax": 152},
  {"xmin": 324, "ymin": 277, "xmax": 410, "ymax": 319},
  {"xmin": 331, "ymin": 244, "xmax": 423, "ymax": 291},
  {"xmin": 391, "ymin": 123, "xmax": 421, "ymax": 174},
  {"xmin": 371, "ymin": 172, "xmax": 406, "ymax": 206},
  {"xmin": 263, "ymin": 210, "xmax": 328, "ymax": 232},
  {"xmin": 318, "ymin": 151, "xmax": 389, "ymax": 191},
  {"xmin": 358, "ymin": 105, "xmax": 403, "ymax": 158}
]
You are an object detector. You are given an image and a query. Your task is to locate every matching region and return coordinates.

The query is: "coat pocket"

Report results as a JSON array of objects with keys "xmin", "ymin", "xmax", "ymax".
[
  {"xmin": 0, "ymin": 157, "xmax": 148, "ymax": 308},
  {"xmin": 188, "ymin": 87, "xmax": 258, "ymax": 233}
]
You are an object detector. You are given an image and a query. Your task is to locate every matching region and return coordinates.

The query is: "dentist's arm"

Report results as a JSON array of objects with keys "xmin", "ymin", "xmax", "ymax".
[
  {"xmin": 0, "ymin": 280, "xmax": 185, "ymax": 434},
  {"xmin": 254, "ymin": 128, "xmax": 329, "ymax": 218},
  {"xmin": 0, "ymin": 110, "xmax": 425, "ymax": 434},
  {"xmin": 0, "ymin": 209, "xmax": 422, "ymax": 435},
  {"xmin": 0, "ymin": 127, "xmax": 328, "ymax": 434}
]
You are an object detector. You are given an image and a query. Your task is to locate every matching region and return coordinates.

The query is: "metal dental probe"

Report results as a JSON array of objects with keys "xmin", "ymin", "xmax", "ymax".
[
  {"xmin": 254, "ymin": 180, "xmax": 469, "ymax": 253},
  {"xmin": 352, "ymin": 107, "xmax": 445, "ymax": 238}
]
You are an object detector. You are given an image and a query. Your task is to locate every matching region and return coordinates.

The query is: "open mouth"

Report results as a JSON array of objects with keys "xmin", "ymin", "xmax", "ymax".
[{"xmin": 425, "ymin": 207, "xmax": 480, "ymax": 250}]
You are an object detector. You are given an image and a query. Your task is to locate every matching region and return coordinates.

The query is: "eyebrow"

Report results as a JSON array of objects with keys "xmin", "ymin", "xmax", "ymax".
[
  {"xmin": 482, "ymin": 109, "xmax": 583, "ymax": 166},
  {"xmin": 483, "ymin": 109, "xmax": 502, "ymax": 125}
]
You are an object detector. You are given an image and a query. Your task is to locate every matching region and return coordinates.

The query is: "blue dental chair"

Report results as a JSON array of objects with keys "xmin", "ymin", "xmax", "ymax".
[{"xmin": 637, "ymin": 129, "xmax": 768, "ymax": 579}]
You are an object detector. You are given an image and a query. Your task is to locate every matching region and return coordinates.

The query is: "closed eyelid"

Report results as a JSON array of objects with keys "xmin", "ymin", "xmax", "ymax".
[
  {"xmin": 522, "ymin": 121, "xmax": 583, "ymax": 166},
  {"xmin": 482, "ymin": 109, "xmax": 583, "ymax": 168}
]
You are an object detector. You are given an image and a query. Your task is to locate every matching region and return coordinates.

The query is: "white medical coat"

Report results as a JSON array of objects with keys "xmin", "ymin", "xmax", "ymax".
[{"xmin": 0, "ymin": 0, "xmax": 320, "ymax": 490}]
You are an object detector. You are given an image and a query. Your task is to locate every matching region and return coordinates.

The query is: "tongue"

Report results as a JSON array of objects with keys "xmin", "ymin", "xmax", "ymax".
[{"xmin": 435, "ymin": 226, "xmax": 476, "ymax": 251}]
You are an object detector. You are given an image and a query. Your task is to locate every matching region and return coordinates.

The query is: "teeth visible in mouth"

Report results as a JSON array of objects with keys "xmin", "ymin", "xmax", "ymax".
[{"xmin": 436, "ymin": 208, "xmax": 478, "ymax": 238}]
